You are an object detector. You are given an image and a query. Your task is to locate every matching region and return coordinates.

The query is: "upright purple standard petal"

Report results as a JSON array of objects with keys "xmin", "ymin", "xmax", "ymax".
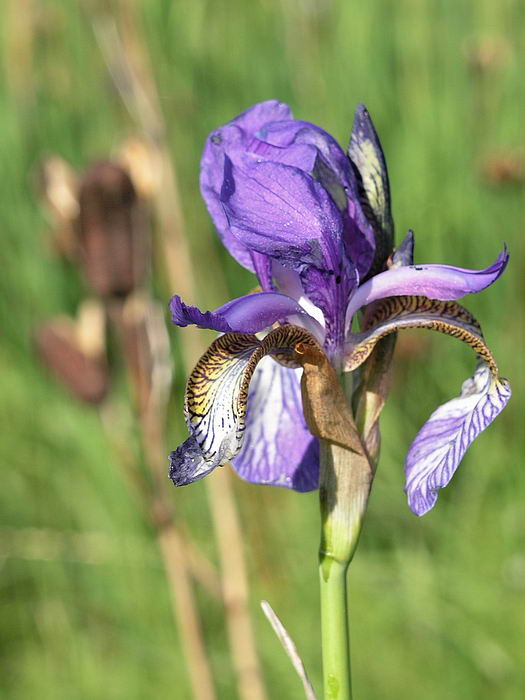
[
  {"xmin": 258, "ymin": 119, "xmax": 355, "ymax": 189},
  {"xmin": 200, "ymin": 101, "xmax": 293, "ymax": 271},
  {"xmin": 253, "ymin": 118, "xmax": 378, "ymax": 278},
  {"xmin": 345, "ymin": 247, "xmax": 509, "ymax": 329},
  {"xmin": 200, "ymin": 129, "xmax": 254, "ymax": 271},
  {"xmin": 221, "ymin": 159, "xmax": 344, "ymax": 269},
  {"xmin": 256, "ymin": 118, "xmax": 377, "ymax": 277},
  {"xmin": 200, "ymin": 100, "xmax": 380, "ymax": 306},
  {"xmin": 405, "ymin": 364, "xmax": 511, "ymax": 515},
  {"xmin": 232, "ymin": 357, "xmax": 319, "ymax": 491},
  {"xmin": 221, "ymin": 157, "xmax": 356, "ymax": 351},
  {"xmin": 170, "ymin": 291, "xmax": 325, "ymax": 340},
  {"xmin": 232, "ymin": 100, "xmax": 293, "ymax": 132}
]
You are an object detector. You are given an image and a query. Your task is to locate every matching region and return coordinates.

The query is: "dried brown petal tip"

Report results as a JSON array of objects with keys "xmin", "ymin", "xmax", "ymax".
[
  {"xmin": 36, "ymin": 155, "xmax": 79, "ymax": 260},
  {"xmin": 298, "ymin": 350, "xmax": 366, "ymax": 456},
  {"xmin": 118, "ymin": 138, "xmax": 162, "ymax": 201},
  {"xmin": 76, "ymin": 161, "xmax": 149, "ymax": 297},
  {"xmin": 38, "ymin": 156, "xmax": 79, "ymax": 223}
]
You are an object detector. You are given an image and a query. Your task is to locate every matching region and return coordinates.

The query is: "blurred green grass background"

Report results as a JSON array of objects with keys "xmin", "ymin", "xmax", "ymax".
[{"xmin": 1, "ymin": 0, "xmax": 524, "ymax": 698}]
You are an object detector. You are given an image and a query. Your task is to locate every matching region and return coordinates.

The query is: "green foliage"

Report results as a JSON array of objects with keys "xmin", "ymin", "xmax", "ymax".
[{"xmin": 1, "ymin": 0, "xmax": 523, "ymax": 697}]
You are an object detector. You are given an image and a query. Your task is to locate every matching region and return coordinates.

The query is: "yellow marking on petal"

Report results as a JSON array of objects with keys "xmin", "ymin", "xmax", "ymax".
[
  {"xmin": 359, "ymin": 139, "xmax": 386, "ymax": 215},
  {"xmin": 183, "ymin": 326, "xmax": 323, "ymax": 465}
]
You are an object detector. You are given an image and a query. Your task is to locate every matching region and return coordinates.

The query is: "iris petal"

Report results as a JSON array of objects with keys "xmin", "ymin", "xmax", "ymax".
[
  {"xmin": 232, "ymin": 356, "xmax": 319, "ymax": 491},
  {"xmin": 345, "ymin": 247, "xmax": 509, "ymax": 329},
  {"xmin": 259, "ymin": 118, "xmax": 378, "ymax": 278},
  {"xmin": 348, "ymin": 104, "xmax": 394, "ymax": 272},
  {"xmin": 259, "ymin": 119, "xmax": 354, "ymax": 189},
  {"xmin": 345, "ymin": 296, "xmax": 490, "ymax": 372},
  {"xmin": 200, "ymin": 125, "xmax": 254, "ymax": 271},
  {"xmin": 231, "ymin": 100, "xmax": 292, "ymax": 132},
  {"xmin": 169, "ymin": 326, "xmax": 321, "ymax": 487},
  {"xmin": 343, "ymin": 294, "xmax": 510, "ymax": 515},
  {"xmin": 200, "ymin": 101, "xmax": 294, "ymax": 271},
  {"xmin": 169, "ymin": 291, "xmax": 325, "ymax": 340},
  {"xmin": 221, "ymin": 159, "xmax": 344, "ymax": 272},
  {"xmin": 405, "ymin": 365, "xmax": 511, "ymax": 515},
  {"xmin": 221, "ymin": 158, "xmax": 356, "ymax": 350}
]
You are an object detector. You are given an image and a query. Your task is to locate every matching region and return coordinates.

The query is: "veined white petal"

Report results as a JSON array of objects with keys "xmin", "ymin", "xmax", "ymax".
[
  {"xmin": 405, "ymin": 363, "xmax": 511, "ymax": 515},
  {"xmin": 169, "ymin": 326, "xmax": 321, "ymax": 487},
  {"xmin": 232, "ymin": 356, "xmax": 319, "ymax": 491}
]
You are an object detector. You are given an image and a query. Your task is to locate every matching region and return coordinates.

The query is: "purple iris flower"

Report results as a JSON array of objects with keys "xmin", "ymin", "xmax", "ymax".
[{"xmin": 169, "ymin": 100, "xmax": 510, "ymax": 515}]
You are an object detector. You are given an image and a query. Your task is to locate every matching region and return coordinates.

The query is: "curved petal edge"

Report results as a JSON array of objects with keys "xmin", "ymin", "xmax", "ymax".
[
  {"xmin": 345, "ymin": 246, "xmax": 509, "ymax": 328},
  {"xmin": 169, "ymin": 291, "xmax": 325, "ymax": 338}
]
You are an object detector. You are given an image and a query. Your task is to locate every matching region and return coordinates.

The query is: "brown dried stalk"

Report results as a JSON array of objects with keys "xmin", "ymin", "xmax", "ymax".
[
  {"xmin": 109, "ymin": 294, "xmax": 217, "ymax": 700},
  {"xmin": 37, "ymin": 152, "xmax": 219, "ymax": 700},
  {"xmin": 92, "ymin": 9, "xmax": 268, "ymax": 700}
]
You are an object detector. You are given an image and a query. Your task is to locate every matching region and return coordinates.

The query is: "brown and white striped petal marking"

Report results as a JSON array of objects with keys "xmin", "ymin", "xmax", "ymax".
[
  {"xmin": 344, "ymin": 295, "xmax": 510, "ymax": 515},
  {"xmin": 169, "ymin": 326, "xmax": 322, "ymax": 486}
]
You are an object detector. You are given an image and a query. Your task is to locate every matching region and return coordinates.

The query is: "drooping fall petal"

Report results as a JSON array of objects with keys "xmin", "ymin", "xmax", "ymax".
[
  {"xmin": 232, "ymin": 357, "xmax": 319, "ymax": 491},
  {"xmin": 405, "ymin": 364, "xmax": 511, "ymax": 515},
  {"xmin": 169, "ymin": 326, "xmax": 321, "ymax": 487},
  {"xmin": 344, "ymin": 294, "xmax": 510, "ymax": 514},
  {"xmin": 345, "ymin": 296, "xmax": 489, "ymax": 372}
]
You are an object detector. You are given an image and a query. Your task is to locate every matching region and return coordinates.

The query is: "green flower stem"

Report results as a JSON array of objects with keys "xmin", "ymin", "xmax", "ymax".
[
  {"xmin": 319, "ymin": 439, "xmax": 373, "ymax": 700},
  {"xmin": 319, "ymin": 555, "xmax": 351, "ymax": 700}
]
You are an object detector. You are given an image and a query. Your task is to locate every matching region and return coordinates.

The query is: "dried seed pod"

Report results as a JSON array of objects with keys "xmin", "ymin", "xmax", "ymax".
[
  {"xmin": 76, "ymin": 161, "xmax": 149, "ymax": 297},
  {"xmin": 35, "ymin": 302, "xmax": 109, "ymax": 405}
]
